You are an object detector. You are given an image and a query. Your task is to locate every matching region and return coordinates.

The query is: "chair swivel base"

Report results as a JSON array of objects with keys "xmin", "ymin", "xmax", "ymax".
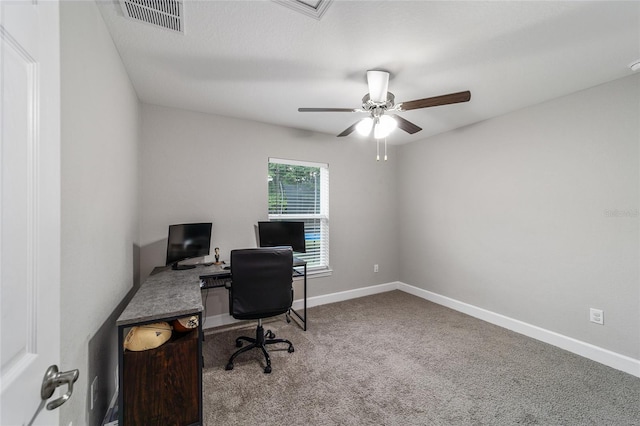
[{"xmin": 225, "ymin": 322, "xmax": 294, "ymax": 373}]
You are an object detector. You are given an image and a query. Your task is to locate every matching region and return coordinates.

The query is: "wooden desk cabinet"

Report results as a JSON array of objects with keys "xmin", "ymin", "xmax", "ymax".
[
  {"xmin": 120, "ymin": 318, "xmax": 201, "ymax": 425},
  {"xmin": 117, "ymin": 266, "xmax": 207, "ymax": 425}
]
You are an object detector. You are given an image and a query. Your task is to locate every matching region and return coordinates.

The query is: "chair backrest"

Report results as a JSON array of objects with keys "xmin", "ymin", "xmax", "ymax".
[{"xmin": 229, "ymin": 247, "xmax": 294, "ymax": 320}]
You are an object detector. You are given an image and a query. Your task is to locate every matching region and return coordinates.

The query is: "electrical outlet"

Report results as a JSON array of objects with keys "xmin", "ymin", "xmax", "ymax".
[
  {"xmin": 590, "ymin": 308, "xmax": 604, "ymax": 325},
  {"xmin": 374, "ymin": 264, "xmax": 379, "ymax": 273},
  {"xmin": 90, "ymin": 376, "xmax": 98, "ymax": 410}
]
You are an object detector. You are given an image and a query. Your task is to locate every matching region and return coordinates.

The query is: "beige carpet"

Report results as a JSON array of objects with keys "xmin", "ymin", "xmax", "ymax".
[{"xmin": 202, "ymin": 290, "xmax": 640, "ymax": 425}]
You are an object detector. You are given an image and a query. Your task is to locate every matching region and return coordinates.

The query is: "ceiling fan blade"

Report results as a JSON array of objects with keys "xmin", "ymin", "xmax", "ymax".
[
  {"xmin": 298, "ymin": 107, "xmax": 358, "ymax": 112},
  {"xmin": 367, "ymin": 70, "xmax": 389, "ymax": 103},
  {"xmin": 399, "ymin": 91, "xmax": 471, "ymax": 111},
  {"xmin": 337, "ymin": 121, "xmax": 359, "ymax": 137},
  {"xmin": 391, "ymin": 114, "xmax": 422, "ymax": 134}
]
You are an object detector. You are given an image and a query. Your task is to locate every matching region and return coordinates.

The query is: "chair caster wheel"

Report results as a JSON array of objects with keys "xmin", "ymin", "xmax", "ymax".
[
  {"xmin": 265, "ymin": 330, "xmax": 275, "ymax": 339},
  {"xmin": 225, "ymin": 363, "xmax": 234, "ymax": 371},
  {"xmin": 264, "ymin": 365, "xmax": 272, "ymax": 374},
  {"xmin": 288, "ymin": 346, "xmax": 295, "ymax": 353},
  {"xmin": 286, "ymin": 315, "xmax": 291, "ymax": 323}
]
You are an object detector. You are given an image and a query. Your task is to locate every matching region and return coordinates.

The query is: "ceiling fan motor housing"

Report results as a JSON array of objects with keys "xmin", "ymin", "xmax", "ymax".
[{"xmin": 361, "ymin": 92, "xmax": 397, "ymax": 117}]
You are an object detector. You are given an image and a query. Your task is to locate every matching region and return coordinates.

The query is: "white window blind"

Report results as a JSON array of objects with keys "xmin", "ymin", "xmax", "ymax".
[{"xmin": 268, "ymin": 158, "xmax": 329, "ymax": 271}]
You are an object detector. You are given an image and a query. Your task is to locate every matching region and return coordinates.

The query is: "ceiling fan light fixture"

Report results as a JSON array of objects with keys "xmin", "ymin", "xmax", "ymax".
[
  {"xmin": 356, "ymin": 117, "xmax": 374, "ymax": 136},
  {"xmin": 374, "ymin": 115, "xmax": 397, "ymax": 139}
]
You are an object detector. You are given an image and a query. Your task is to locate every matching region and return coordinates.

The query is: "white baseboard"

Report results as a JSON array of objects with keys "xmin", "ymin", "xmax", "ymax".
[
  {"xmin": 397, "ymin": 282, "xmax": 640, "ymax": 378},
  {"xmin": 202, "ymin": 280, "xmax": 640, "ymax": 378},
  {"xmin": 291, "ymin": 281, "xmax": 399, "ymax": 310},
  {"xmin": 202, "ymin": 312, "xmax": 242, "ymax": 329},
  {"xmin": 202, "ymin": 281, "xmax": 399, "ymax": 330}
]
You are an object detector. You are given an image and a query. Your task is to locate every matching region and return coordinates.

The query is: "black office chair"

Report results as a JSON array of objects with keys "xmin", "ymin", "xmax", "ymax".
[{"xmin": 225, "ymin": 247, "xmax": 295, "ymax": 374}]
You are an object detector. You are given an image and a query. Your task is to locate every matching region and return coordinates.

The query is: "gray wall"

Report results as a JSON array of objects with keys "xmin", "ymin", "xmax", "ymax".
[
  {"xmin": 60, "ymin": 2, "xmax": 140, "ymax": 425},
  {"xmin": 398, "ymin": 74, "xmax": 639, "ymax": 359},
  {"xmin": 140, "ymin": 104, "xmax": 399, "ymax": 317}
]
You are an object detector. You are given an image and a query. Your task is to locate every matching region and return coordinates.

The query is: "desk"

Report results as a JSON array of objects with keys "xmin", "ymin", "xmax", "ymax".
[
  {"xmin": 116, "ymin": 260, "xmax": 308, "ymax": 424},
  {"xmin": 290, "ymin": 257, "xmax": 308, "ymax": 331},
  {"xmin": 198, "ymin": 259, "xmax": 308, "ymax": 331}
]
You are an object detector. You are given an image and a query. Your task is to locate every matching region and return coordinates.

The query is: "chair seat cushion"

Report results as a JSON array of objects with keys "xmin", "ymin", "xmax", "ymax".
[{"xmin": 232, "ymin": 307, "xmax": 289, "ymax": 320}]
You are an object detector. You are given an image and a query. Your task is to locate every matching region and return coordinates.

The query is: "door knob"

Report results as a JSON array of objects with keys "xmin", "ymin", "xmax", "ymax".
[{"xmin": 40, "ymin": 365, "xmax": 79, "ymax": 410}]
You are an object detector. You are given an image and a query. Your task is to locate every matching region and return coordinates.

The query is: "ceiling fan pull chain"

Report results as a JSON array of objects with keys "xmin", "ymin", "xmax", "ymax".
[
  {"xmin": 384, "ymin": 138, "xmax": 388, "ymax": 161},
  {"xmin": 376, "ymin": 138, "xmax": 380, "ymax": 161}
]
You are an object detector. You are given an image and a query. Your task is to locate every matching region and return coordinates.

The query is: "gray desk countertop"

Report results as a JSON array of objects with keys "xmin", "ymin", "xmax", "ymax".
[{"xmin": 116, "ymin": 264, "xmax": 229, "ymax": 327}]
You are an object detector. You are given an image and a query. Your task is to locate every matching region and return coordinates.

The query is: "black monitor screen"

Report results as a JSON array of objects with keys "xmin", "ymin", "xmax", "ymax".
[
  {"xmin": 166, "ymin": 223, "xmax": 212, "ymax": 269},
  {"xmin": 258, "ymin": 221, "xmax": 306, "ymax": 253}
]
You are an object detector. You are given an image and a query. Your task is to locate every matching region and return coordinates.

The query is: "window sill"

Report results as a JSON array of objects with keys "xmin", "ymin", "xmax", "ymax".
[{"xmin": 293, "ymin": 267, "xmax": 333, "ymax": 280}]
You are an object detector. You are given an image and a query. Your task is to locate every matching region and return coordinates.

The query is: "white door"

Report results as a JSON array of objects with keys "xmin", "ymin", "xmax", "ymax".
[{"xmin": 1, "ymin": 1, "xmax": 63, "ymax": 425}]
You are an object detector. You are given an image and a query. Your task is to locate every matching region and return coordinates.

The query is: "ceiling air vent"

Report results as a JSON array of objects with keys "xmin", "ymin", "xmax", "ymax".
[
  {"xmin": 272, "ymin": 0, "xmax": 333, "ymax": 20},
  {"xmin": 119, "ymin": 0, "xmax": 184, "ymax": 33}
]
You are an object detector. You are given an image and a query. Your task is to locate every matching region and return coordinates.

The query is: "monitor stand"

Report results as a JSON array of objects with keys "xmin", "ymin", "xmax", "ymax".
[{"xmin": 171, "ymin": 262, "xmax": 196, "ymax": 270}]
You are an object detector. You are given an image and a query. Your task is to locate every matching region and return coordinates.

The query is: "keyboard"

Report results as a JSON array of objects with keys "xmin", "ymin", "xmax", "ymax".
[{"xmin": 199, "ymin": 276, "xmax": 231, "ymax": 289}]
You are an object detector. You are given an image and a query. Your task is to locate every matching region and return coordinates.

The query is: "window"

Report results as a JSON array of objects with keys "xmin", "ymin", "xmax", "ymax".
[{"xmin": 268, "ymin": 158, "xmax": 329, "ymax": 272}]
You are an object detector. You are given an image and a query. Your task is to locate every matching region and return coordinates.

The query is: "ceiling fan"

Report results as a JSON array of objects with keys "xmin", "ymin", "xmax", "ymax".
[{"xmin": 298, "ymin": 70, "xmax": 471, "ymax": 139}]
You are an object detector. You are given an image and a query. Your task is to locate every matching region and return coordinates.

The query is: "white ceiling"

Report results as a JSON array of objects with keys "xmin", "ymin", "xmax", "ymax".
[{"xmin": 96, "ymin": 0, "xmax": 640, "ymax": 144}]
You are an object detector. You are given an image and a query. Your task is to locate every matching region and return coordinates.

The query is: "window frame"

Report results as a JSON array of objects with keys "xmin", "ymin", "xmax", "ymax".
[{"xmin": 267, "ymin": 157, "xmax": 330, "ymax": 275}]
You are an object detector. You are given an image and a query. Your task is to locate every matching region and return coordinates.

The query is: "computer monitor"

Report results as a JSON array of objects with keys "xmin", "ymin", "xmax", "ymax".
[
  {"xmin": 257, "ymin": 221, "xmax": 306, "ymax": 253},
  {"xmin": 166, "ymin": 222, "xmax": 212, "ymax": 270}
]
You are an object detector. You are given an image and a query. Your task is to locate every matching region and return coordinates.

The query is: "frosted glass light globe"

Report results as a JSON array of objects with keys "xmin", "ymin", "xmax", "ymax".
[
  {"xmin": 356, "ymin": 117, "xmax": 373, "ymax": 136},
  {"xmin": 373, "ymin": 115, "xmax": 397, "ymax": 139}
]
